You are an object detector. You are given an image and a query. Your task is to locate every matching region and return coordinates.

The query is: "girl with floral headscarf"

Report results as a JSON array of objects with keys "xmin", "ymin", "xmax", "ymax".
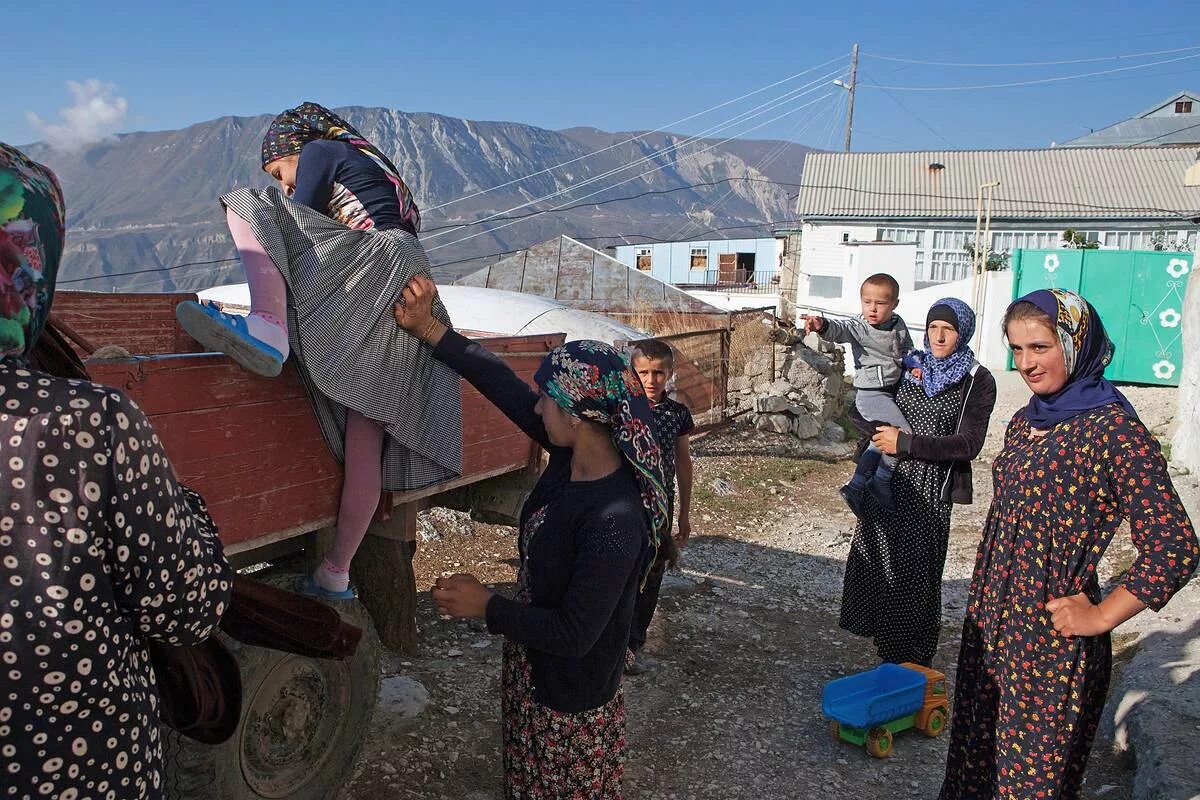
[
  {"xmin": 395, "ymin": 274, "xmax": 670, "ymax": 798},
  {"xmin": 175, "ymin": 102, "xmax": 461, "ymax": 598},
  {"xmin": 939, "ymin": 289, "xmax": 1197, "ymax": 800},
  {"xmin": 1, "ymin": 143, "xmax": 231, "ymax": 800}
]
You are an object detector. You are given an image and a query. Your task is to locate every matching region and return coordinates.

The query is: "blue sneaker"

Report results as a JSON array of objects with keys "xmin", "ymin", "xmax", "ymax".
[
  {"xmin": 294, "ymin": 574, "xmax": 355, "ymax": 601},
  {"xmin": 176, "ymin": 300, "xmax": 284, "ymax": 377}
]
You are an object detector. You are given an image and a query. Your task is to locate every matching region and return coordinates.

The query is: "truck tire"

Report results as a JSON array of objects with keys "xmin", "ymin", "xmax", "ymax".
[
  {"xmin": 922, "ymin": 705, "xmax": 948, "ymax": 738},
  {"xmin": 865, "ymin": 726, "xmax": 893, "ymax": 758},
  {"xmin": 162, "ymin": 592, "xmax": 380, "ymax": 800}
]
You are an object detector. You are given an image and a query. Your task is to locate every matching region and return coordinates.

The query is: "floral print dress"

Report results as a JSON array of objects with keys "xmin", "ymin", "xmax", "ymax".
[
  {"xmin": 940, "ymin": 404, "xmax": 1197, "ymax": 799},
  {"xmin": 501, "ymin": 505, "xmax": 628, "ymax": 799}
]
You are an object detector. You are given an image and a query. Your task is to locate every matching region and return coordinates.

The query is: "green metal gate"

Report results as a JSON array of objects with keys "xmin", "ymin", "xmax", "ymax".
[{"xmin": 1011, "ymin": 248, "xmax": 1192, "ymax": 386}]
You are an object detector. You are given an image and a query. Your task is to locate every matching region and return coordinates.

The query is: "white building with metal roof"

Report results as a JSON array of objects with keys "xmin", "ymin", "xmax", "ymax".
[
  {"xmin": 1061, "ymin": 91, "xmax": 1200, "ymax": 148},
  {"xmin": 789, "ymin": 145, "xmax": 1200, "ymax": 299}
]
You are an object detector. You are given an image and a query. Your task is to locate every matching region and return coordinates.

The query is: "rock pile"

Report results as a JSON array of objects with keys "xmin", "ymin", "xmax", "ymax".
[{"xmin": 728, "ymin": 334, "xmax": 848, "ymax": 443}]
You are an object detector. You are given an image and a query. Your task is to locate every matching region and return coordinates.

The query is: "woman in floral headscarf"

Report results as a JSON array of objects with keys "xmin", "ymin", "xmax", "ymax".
[
  {"xmin": 395, "ymin": 274, "xmax": 671, "ymax": 799},
  {"xmin": 176, "ymin": 102, "xmax": 461, "ymax": 599},
  {"xmin": 1, "ymin": 144, "xmax": 231, "ymax": 800},
  {"xmin": 939, "ymin": 289, "xmax": 1198, "ymax": 800}
]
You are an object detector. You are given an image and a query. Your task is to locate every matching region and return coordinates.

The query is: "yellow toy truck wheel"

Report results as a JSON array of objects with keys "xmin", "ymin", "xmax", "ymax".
[
  {"xmin": 829, "ymin": 720, "xmax": 841, "ymax": 742},
  {"xmin": 923, "ymin": 705, "xmax": 948, "ymax": 738},
  {"xmin": 865, "ymin": 726, "xmax": 893, "ymax": 758}
]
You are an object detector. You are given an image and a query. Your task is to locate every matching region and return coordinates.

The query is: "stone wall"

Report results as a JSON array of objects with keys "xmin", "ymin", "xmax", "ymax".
[{"xmin": 728, "ymin": 334, "xmax": 848, "ymax": 443}]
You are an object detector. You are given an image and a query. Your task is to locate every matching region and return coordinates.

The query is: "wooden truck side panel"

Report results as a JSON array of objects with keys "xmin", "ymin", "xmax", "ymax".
[{"xmin": 57, "ymin": 291, "xmax": 559, "ymax": 553}]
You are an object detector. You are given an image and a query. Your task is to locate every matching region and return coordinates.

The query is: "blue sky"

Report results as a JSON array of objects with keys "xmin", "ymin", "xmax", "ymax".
[{"xmin": 6, "ymin": 0, "xmax": 1199, "ymax": 153}]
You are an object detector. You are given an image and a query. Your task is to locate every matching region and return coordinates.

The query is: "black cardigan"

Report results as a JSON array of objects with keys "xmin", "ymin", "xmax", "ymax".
[
  {"xmin": 850, "ymin": 364, "xmax": 997, "ymax": 504},
  {"xmin": 433, "ymin": 330, "xmax": 650, "ymax": 713}
]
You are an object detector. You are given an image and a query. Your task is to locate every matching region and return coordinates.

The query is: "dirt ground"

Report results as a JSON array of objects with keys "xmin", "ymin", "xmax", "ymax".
[{"xmin": 341, "ymin": 374, "xmax": 1190, "ymax": 799}]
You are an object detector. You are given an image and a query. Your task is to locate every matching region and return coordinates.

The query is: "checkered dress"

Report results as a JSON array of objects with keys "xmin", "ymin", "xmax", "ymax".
[{"xmin": 222, "ymin": 187, "xmax": 462, "ymax": 490}]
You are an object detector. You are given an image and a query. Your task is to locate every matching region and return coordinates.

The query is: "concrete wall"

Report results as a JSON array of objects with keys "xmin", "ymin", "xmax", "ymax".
[
  {"xmin": 796, "ymin": 222, "xmax": 878, "ymax": 302},
  {"xmin": 1171, "ymin": 249, "xmax": 1200, "ymax": 472},
  {"xmin": 612, "ymin": 238, "xmax": 782, "ymax": 285}
]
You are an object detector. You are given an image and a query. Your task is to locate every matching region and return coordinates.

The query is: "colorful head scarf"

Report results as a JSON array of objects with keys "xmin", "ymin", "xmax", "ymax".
[
  {"xmin": 534, "ymin": 340, "xmax": 670, "ymax": 571},
  {"xmin": 905, "ymin": 297, "xmax": 977, "ymax": 397},
  {"xmin": 261, "ymin": 102, "xmax": 421, "ymax": 233},
  {"xmin": 1, "ymin": 144, "xmax": 65, "ymax": 365},
  {"xmin": 1011, "ymin": 288, "xmax": 1137, "ymax": 428}
]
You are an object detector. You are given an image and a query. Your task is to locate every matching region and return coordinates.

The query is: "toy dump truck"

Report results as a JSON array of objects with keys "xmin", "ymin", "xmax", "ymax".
[
  {"xmin": 822, "ymin": 662, "xmax": 949, "ymax": 758},
  {"xmin": 52, "ymin": 290, "xmax": 561, "ymax": 800}
]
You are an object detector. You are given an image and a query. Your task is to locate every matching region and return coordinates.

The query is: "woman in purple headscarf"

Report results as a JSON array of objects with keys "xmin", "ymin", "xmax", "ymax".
[{"xmin": 939, "ymin": 289, "xmax": 1198, "ymax": 800}]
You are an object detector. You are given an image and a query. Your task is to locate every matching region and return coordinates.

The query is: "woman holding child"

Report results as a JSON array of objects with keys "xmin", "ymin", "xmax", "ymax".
[{"xmin": 840, "ymin": 298, "xmax": 997, "ymax": 667}]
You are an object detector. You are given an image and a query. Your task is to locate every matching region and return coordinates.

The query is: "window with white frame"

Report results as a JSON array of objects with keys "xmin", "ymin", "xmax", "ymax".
[
  {"xmin": 635, "ymin": 248, "xmax": 652, "ymax": 271},
  {"xmin": 928, "ymin": 230, "xmax": 972, "ymax": 282},
  {"xmin": 690, "ymin": 247, "xmax": 708, "ymax": 270},
  {"xmin": 991, "ymin": 231, "xmax": 1059, "ymax": 253}
]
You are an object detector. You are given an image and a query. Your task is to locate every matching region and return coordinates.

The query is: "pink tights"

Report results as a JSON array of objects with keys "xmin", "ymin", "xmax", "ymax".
[
  {"xmin": 225, "ymin": 208, "xmax": 289, "ymax": 356},
  {"xmin": 226, "ymin": 208, "xmax": 384, "ymax": 590}
]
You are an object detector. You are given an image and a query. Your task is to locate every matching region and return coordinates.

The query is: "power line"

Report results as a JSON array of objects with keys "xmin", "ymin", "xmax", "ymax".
[
  {"xmin": 1124, "ymin": 120, "xmax": 1200, "ymax": 147},
  {"xmin": 660, "ymin": 91, "xmax": 841, "ymax": 242},
  {"xmin": 862, "ymin": 51, "xmax": 1200, "ymax": 91},
  {"xmin": 421, "ymin": 68, "xmax": 844, "ymax": 243},
  {"xmin": 424, "ymin": 53, "xmax": 846, "ymax": 212},
  {"xmin": 425, "ymin": 91, "xmax": 838, "ymax": 253},
  {"xmin": 63, "ymin": 183, "xmax": 1200, "ymax": 290},
  {"xmin": 427, "ymin": 219, "xmax": 805, "ymax": 272},
  {"xmin": 860, "ymin": 68, "xmax": 954, "ymax": 148},
  {"xmin": 862, "ymin": 44, "xmax": 1200, "ymax": 68},
  {"xmin": 59, "ymin": 257, "xmax": 240, "ymax": 286},
  {"xmin": 421, "ymin": 177, "xmax": 802, "ymax": 234}
]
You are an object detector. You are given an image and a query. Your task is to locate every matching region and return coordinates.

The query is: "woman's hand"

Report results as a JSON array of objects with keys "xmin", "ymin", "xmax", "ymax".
[
  {"xmin": 1046, "ymin": 587, "xmax": 1146, "ymax": 638},
  {"xmin": 675, "ymin": 517, "xmax": 692, "ymax": 546},
  {"xmin": 432, "ymin": 573, "xmax": 493, "ymax": 620},
  {"xmin": 395, "ymin": 275, "xmax": 448, "ymax": 345},
  {"xmin": 871, "ymin": 425, "xmax": 901, "ymax": 456}
]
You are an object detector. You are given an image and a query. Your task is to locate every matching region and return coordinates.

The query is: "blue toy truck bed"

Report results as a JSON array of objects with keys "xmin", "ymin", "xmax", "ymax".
[{"xmin": 822, "ymin": 663, "xmax": 926, "ymax": 730}]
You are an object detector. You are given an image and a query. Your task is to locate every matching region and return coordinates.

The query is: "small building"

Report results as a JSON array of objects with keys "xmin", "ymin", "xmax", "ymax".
[
  {"xmin": 790, "ymin": 145, "xmax": 1200, "ymax": 303},
  {"xmin": 453, "ymin": 234, "xmax": 723, "ymax": 314},
  {"xmin": 610, "ymin": 237, "xmax": 784, "ymax": 290},
  {"xmin": 1061, "ymin": 90, "xmax": 1200, "ymax": 147}
]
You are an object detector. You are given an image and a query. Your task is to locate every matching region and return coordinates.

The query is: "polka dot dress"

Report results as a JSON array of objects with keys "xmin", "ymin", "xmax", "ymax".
[
  {"xmin": 939, "ymin": 405, "xmax": 1198, "ymax": 799},
  {"xmin": 840, "ymin": 377, "xmax": 964, "ymax": 666},
  {"xmin": 0, "ymin": 363, "xmax": 232, "ymax": 800}
]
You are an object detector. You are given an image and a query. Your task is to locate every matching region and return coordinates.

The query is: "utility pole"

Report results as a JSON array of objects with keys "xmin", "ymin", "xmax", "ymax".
[{"xmin": 843, "ymin": 43, "xmax": 859, "ymax": 152}]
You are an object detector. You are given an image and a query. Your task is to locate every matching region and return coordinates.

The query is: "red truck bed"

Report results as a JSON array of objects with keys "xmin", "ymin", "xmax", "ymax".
[{"xmin": 53, "ymin": 291, "xmax": 560, "ymax": 553}]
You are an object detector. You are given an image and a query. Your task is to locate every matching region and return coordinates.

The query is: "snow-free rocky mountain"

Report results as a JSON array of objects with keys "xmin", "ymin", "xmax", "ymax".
[{"xmin": 20, "ymin": 107, "xmax": 814, "ymax": 291}]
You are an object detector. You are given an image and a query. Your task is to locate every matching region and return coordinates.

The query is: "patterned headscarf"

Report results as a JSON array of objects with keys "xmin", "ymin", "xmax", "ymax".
[
  {"xmin": 534, "ymin": 340, "xmax": 670, "ymax": 573},
  {"xmin": 1012, "ymin": 288, "xmax": 1137, "ymax": 428},
  {"xmin": 905, "ymin": 297, "xmax": 977, "ymax": 397},
  {"xmin": 0, "ymin": 144, "xmax": 65, "ymax": 365},
  {"xmin": 261, "ymin": 102, "xmax": 421, "ymax": 233}
]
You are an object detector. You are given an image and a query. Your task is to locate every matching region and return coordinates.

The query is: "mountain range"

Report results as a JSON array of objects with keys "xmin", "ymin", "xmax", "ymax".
[{"xmin": 19, "ymin": 107, "xmax": 815, "ymax": 291}]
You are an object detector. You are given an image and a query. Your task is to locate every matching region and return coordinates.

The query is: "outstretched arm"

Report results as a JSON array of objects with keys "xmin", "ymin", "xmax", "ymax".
[{"xmin": 396, "ymin": 275, "xmax": 552, "ymax": 448}]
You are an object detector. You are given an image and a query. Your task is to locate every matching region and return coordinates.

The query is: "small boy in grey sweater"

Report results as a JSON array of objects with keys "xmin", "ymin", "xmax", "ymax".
[{"xmin": 773, "ymin": 273, "xmax": 914, "ymax": 514}]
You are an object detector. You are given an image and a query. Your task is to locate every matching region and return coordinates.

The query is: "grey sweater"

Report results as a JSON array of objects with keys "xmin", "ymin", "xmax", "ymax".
[{"xmin": 817, "ymin": 314, "xmax": 914, "ymax": 389}]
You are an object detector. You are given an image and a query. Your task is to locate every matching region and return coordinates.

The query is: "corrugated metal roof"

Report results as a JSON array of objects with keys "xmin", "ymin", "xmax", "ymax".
[
  {"xmin": 796, "ymin": 146, "xmax": 1200, "ymax": 221},
  {"xmin": 1062, "ymin": 117, "xmax": 1200, "ymax": 147}
]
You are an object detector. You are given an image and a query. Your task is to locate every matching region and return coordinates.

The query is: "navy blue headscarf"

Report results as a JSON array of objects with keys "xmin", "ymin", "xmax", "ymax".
[
  {"xmin": 905, "ymin": 297, "xmax": 977, "ymax": 397},
  {"xmin": 1013, "ymin": 289, "xmax": 1137, "ymax": 428}
]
